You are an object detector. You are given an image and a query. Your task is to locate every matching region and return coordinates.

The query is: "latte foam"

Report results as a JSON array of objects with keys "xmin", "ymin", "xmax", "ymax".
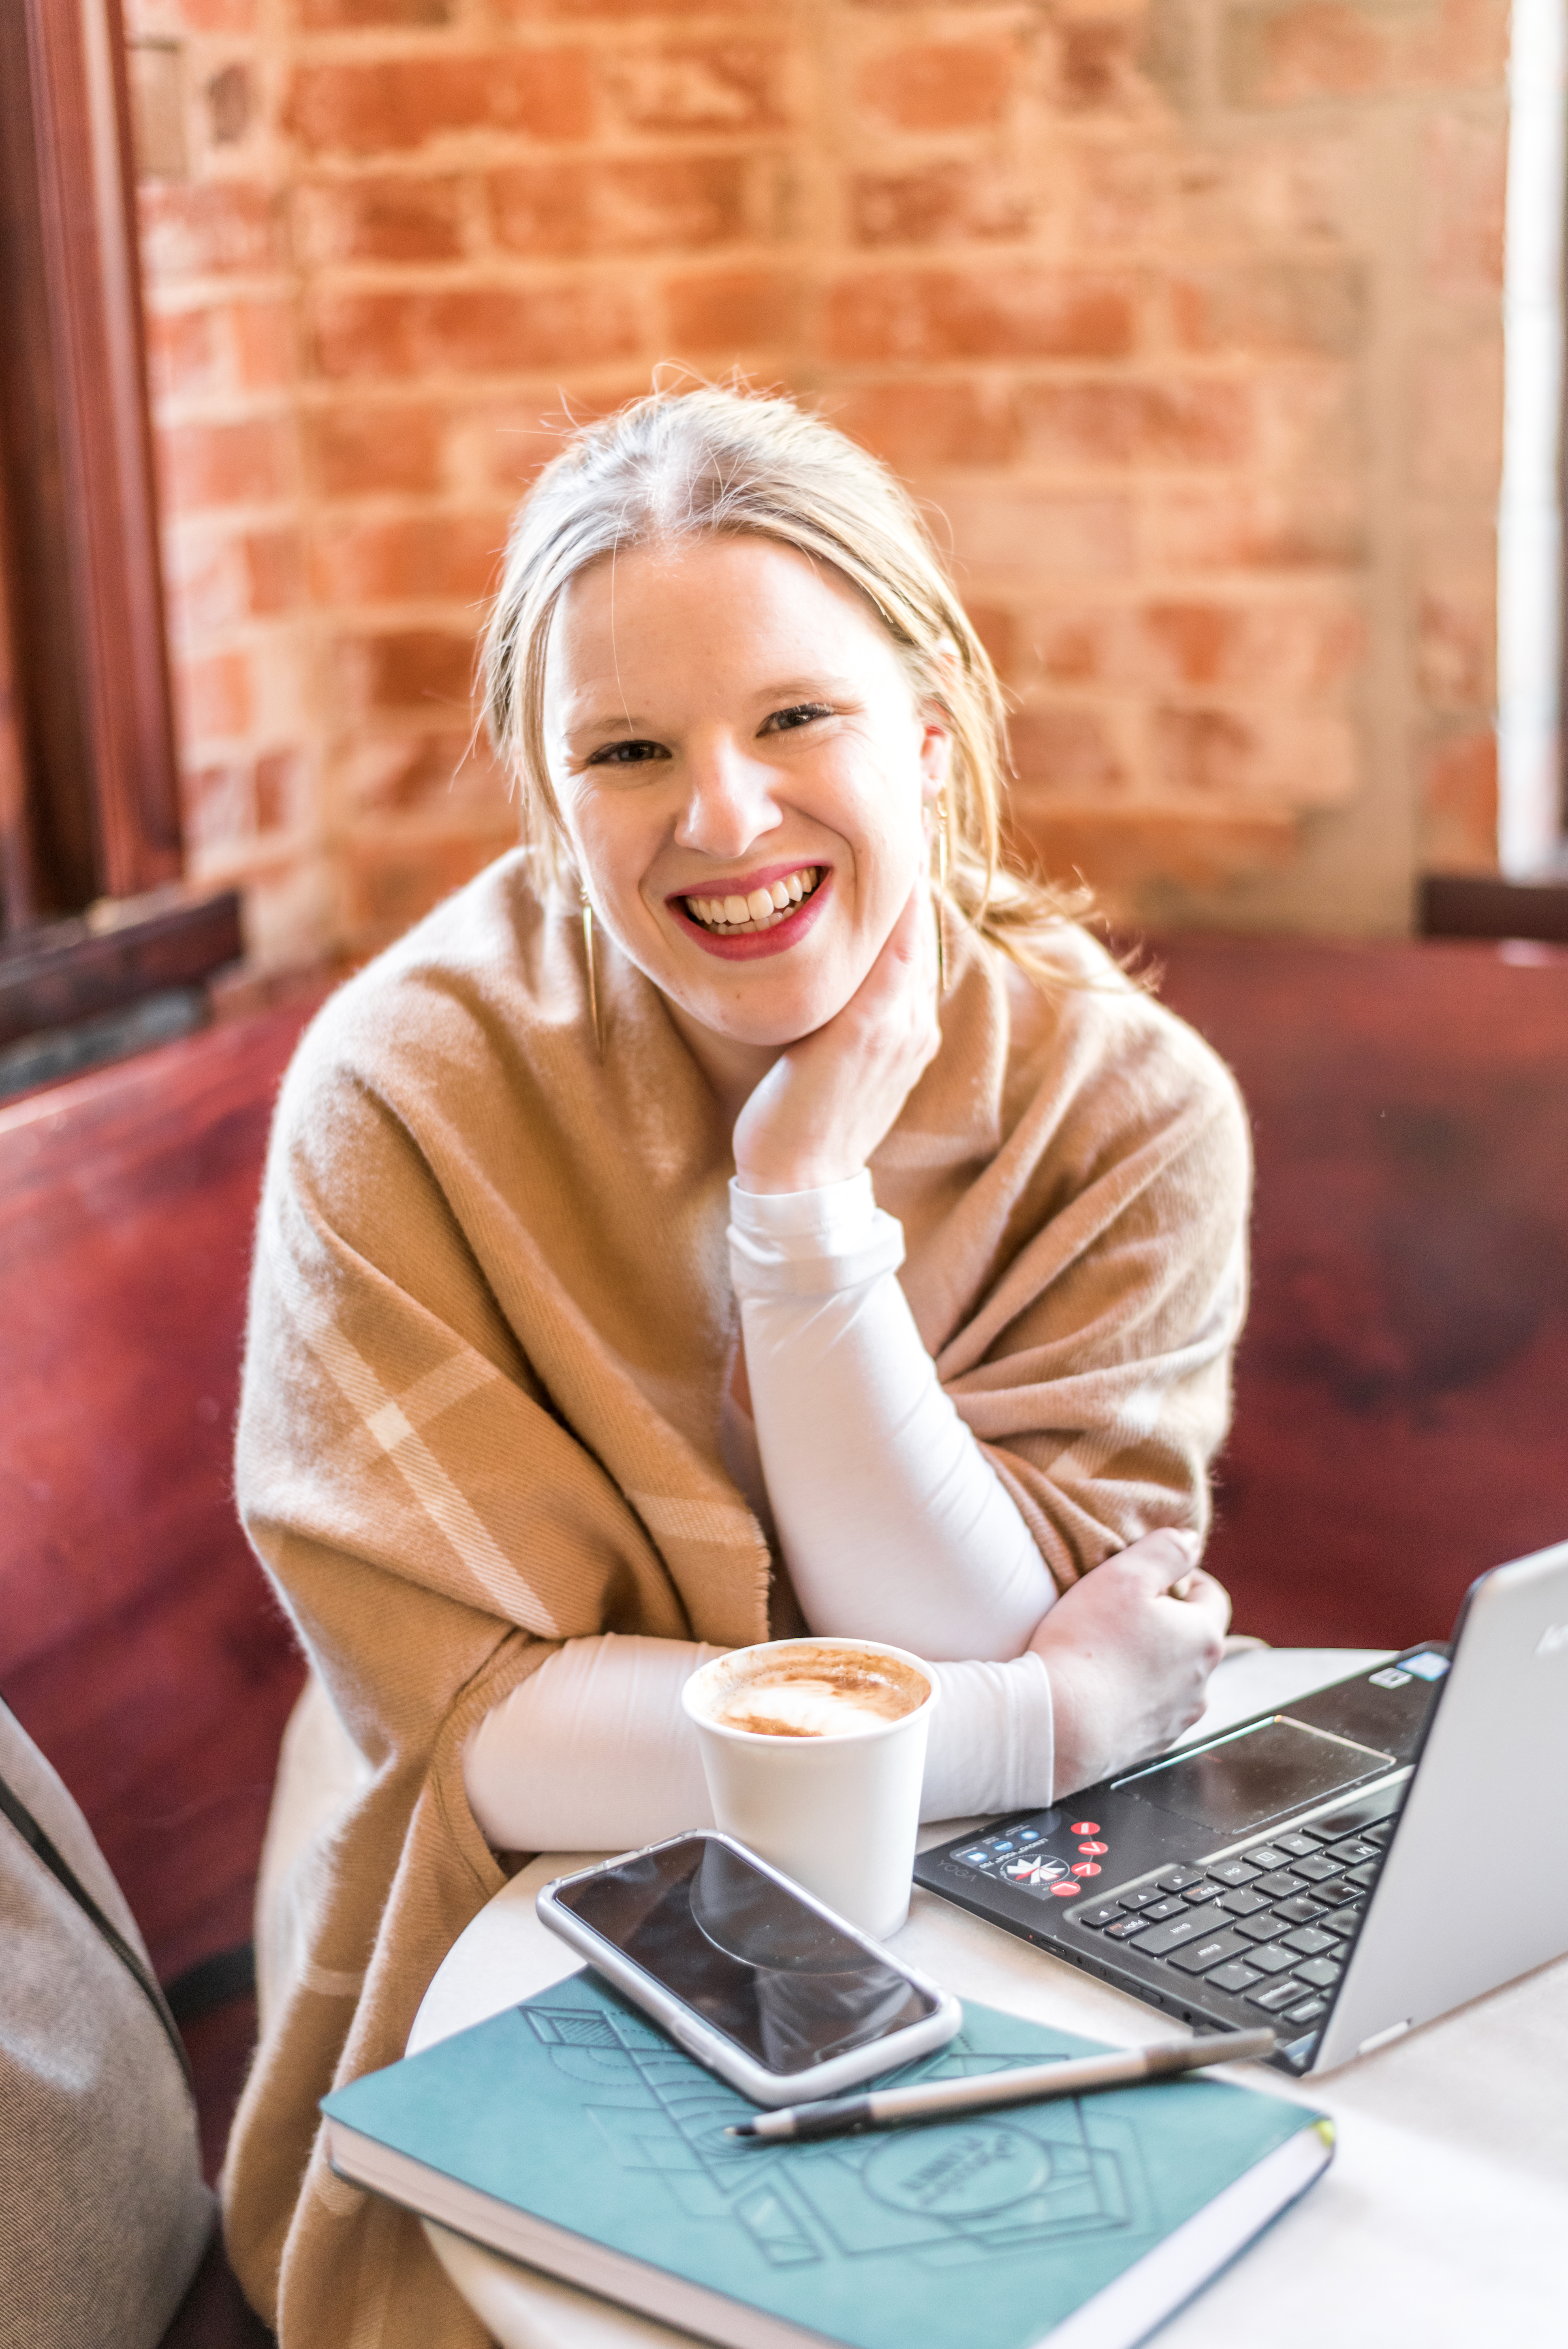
[{"xmin": 702, "ymin": 1646, "xmax": 929, "ymax": 1740}]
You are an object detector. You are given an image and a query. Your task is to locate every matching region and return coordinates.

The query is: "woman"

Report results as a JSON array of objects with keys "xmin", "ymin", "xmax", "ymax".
[{"xmin": 225, "ymin": 386, "xmax": 1246, "ymax": 2347}]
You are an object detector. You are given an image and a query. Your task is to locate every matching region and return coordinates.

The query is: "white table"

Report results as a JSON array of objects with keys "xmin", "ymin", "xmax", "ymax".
[{"xmin": 409, "ymin": 1651, "xmax": 1568, "ymax": 2347}]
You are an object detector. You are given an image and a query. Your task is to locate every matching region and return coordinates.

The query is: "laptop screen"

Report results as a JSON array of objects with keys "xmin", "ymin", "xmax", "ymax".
[{"xmin": 1115, "ymin": 1716, "xmax": 1395, "ymax": 1836}]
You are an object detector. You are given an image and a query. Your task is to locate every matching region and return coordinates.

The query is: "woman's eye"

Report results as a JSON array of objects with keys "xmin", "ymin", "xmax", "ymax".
[
  {"xmin": 763, "ymin": 703, "xmax": 833, "ymax": 735},
  {"xmin": 587, "ymin": 739, "xmax": 667, "ymax": 767}
]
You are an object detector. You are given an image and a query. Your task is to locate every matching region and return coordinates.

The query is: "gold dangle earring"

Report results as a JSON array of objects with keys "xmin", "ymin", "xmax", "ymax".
[
  {"xmin": 581, "ymin": 888, "xmax": 604, "ymax": 1062},
  {"xmin": 934, "ymin": 793, "xmax": 950, "ymax": 996}
]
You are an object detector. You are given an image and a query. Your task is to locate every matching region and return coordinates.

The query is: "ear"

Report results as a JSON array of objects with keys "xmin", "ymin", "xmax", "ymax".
[{"xmin": 917, "ymin": 637, "xmax": 960, "ymax": 802}]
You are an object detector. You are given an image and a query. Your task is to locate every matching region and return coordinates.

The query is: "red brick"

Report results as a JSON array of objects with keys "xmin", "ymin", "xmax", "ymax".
[
  {"xmin": 663, "ymin": 269, "xmax": 800, "ymax": 354},
  {"xmin": 177, "ymin": 649, "xmax": 255, "ymax": 744},
  {"xmin": 1023, "ymin": 608, "xmax": 1124, "ymax": 688},
  {"xmin": 244, "ymin": 529, "xmax": 304, "ymax": 614},
  {"xmin": 1421, "ymin": 731, "xmax": 1498, "ymax": 867},
  {"xmin": 604, "ymin": 43, "xmax": 789, "ymax": 135},
  {"xmin": 286, "ymin": 55, "xmax": 596, "ymax": 157},
  {"xmin": 337, "ymin": 628, "xmax": 477, "ymax": 714},
  {"xmin": 1017, "ymin": 380, "xmax": 1253, "ymax": 469},
  {"xmin": 1417, "ymin": 588, "xmax": 1495, "ymax": 712},
  {"xmin": 310, "ymin": 285, "xmax": 642, "ymax": 379},
  {"xmin": 1008, "ymin": 801, "xmax": 1298, "ymax": 895},
  {"xmin": 1169, "ymin": 262, "xmax": 1365, "ymax": 356},
  {"xmin": 254, "ymin": 750, "xmax": 307, "ymax": 833},
  {"xmin": 1053, "ymin": 21, "xmax": 1149, "ymax": 114},
  {"xmin": 310, "ymin": 513, "xmax": 506, "ymax": 605},
  {"xmin": 1421, "ymin": 113, "xmax": 1505, "ymax": 297},
  {"xmin": 338, "ymin": 729, "xmax": 510, "ymax": 814},
  {"xmin": 1009, "ymin": 707, "xmax": 1129, "ymax": 790},
  {"xmin": 145, "ymin": 307, "xmax": 217, "ymax": 401},
  {"xmin": 1143, "ymin": 599, "xmax": 1361, "ymax": 691},
  {"xmin": 162, "ymin": 532, "xmax": 250, "ymax": 637},
  {"xmin": 182, "ymin": 761, "xmax": 256, "ymax": 852},
  {"xmin": 851, "ymin": 161, "xmax": 1032, "ymax": 248},
  {"xmin": 137, "ymin": 183, "xmax": 281, "ymax": 278},
  {"xmin": 126, "ymin": 0, "xmax": 256, "ymax": 32},
  {"xmin": 295, "ymin": 177, "xmax": 468, "ymax": 267},
  {"xmin": 821, "ymin": 269, "xmax": 1136, "ymax": 362},
  {"xmin": 855, "ymin": 40, "xmax": 1015, "ymax": 131},
  {"xmin": 1224, "ymin": 1, "xmax": 1391, "ymax": 105},
  {"xmin": 1146, "ymin": 481, "xmax": 1363, "ymax": 571},
  {"xmin": 943, "ymin": 489, "xmax": 1134, "ymax": 579},
  {"xmin": 307, "ymin": 404, "xmax": 446, "ymax": 496},
  {"xmin": 490, "ymin": 156, "xmax": 750, "ymax": 258},
  {"xmin": 156, "ymin": 416, "xmax": 295, "ymax": 511},
  {"xmin": 204, "ymin": 62, "xmax": 254, "ymax": 148},
  {"xmin": 1153, "ymin": 706, "xmax": 1355, "ymax": 805},
  {"xmin": 300, "ymin": 0, "xmax": 454, "ymax": 25},
  {"xmin": 349, "ymin": 835, "xmax": 511, "ymax": 941},
  {"xmin": 1404, "ymin": 0, "xmax": 1510, "ymax": 88},
  {"xmin": 832, "ymin": 380, "xmax": 1018, "ymax": 469},
  {"xmin": 146, "ymin": 299, "xmax": 295, "ymax": 399}
]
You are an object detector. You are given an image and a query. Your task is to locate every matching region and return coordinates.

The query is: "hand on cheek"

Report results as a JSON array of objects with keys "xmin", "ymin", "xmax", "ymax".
[
  {"xmin": 732, "ymin": 872, "xmax": 941, "ymax": 1194},
  {"xmin": 1027, "ymin": 1530, "xmax": 1232, "ymax": 1798}
]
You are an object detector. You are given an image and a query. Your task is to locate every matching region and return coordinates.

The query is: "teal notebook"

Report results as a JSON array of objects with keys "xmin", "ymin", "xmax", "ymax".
[{"xmin": 322, "ymin": 1970, "xmax": 1332, "ymax": 2349}]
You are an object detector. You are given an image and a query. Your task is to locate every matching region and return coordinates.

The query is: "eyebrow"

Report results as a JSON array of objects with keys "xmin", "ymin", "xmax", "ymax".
[{"xmin": 563, "ymin": 678, "xmax": 860, "ymax": 740}]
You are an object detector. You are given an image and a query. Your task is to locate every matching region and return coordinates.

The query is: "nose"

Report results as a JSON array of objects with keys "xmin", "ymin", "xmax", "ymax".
[{"xmin": 672, "ymin": 732, "xmax": 783, "ymax": 860}]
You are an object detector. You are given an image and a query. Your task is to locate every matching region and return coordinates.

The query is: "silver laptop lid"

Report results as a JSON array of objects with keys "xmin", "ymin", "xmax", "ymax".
[{"xmin": 1312, "ymin": 1539, "xmax": 1568, "ymax": 2072}]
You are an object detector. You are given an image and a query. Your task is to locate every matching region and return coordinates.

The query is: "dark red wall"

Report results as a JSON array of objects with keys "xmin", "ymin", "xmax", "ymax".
[{"xmin": 1156, "ymin": 935, "xmax": 1568, "ymax": 1650}]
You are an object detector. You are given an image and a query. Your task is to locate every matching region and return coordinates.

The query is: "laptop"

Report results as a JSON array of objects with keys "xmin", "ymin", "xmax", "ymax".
[{"xmin": 914, "ymin": 1539, "xmax": 1568, "ymax": 2075}]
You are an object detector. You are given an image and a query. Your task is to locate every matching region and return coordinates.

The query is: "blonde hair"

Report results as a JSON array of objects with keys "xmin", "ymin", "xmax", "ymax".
[{"xmin": 481, "ymin": 383, "xmax": 1091, "ymax": 982}]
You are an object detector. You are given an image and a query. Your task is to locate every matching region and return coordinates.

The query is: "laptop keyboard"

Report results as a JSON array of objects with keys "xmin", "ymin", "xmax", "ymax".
[
  {"xmin": 1074, "ymin": 1812, "xmax": 1397, "ymax": 2031},
  {"xmin": 951, "ymin": 1800, "xmax": 1397, "ymax": 2037}
]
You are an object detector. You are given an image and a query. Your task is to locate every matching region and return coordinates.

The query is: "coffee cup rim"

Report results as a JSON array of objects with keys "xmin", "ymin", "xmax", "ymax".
[{"xmin": 681, "ymin": 1635, "xmax": 939, "ymax": 1744}]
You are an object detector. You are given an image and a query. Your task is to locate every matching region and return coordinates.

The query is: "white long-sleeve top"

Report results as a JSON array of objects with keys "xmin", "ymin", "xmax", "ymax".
[{"xmin": 463, "ymin": 1175, "xmax": 1060, "ymax": 1852}]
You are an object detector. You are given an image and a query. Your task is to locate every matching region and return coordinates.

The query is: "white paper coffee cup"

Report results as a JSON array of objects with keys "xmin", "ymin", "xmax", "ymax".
[{"xmin": 681, "ymin": 1637, "xmax": 937, "ymax": 1941}]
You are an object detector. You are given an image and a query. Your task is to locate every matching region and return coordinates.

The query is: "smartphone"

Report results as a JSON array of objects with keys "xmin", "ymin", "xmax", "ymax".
[{"xmin": 536, "ymin": 1831, "xmax": 962, "ymax": 2106}]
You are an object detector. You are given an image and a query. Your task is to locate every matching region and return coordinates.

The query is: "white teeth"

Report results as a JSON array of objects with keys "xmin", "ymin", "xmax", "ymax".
[{"xmin": 684, "ymin": 867, "xmax": 820, "ymax": 934}]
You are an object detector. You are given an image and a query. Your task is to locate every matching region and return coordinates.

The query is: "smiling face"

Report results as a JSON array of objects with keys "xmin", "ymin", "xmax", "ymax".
[{"xmin": 542, "ymin": 533, "xmax": 948, "ymax": 1062}]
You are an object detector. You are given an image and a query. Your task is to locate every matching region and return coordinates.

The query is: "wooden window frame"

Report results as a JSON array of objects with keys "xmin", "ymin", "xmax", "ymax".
[{"xmin": 0, "ymin": 0, "xmax": 182, "ymax": 937}]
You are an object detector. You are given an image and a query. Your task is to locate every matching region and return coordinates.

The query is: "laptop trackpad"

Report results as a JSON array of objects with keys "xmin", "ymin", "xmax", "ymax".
[{"xmin": 1115, "ymin": 1716, "xmax": 1395, "ymax": 1836}]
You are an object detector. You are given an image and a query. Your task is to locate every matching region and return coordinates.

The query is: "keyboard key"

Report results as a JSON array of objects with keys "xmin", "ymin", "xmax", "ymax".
[
  {"xmin": 1182, "ymin": 1880, "xmax": 1223, "ymax": 1904},
  {"xmin": 1106, "ymin": 1915, "xmax": 1149, "ymax": 1941},
  {"xmin": 1272, "ymin": 1829, "xmax": 1329, "ymax": 1857},
  {"xmin": 1217, "ymin": 1886, "xmax": 1271, "ymax": 1918},
  {"xmin": 1142, "ymin": 1898, "xmax": 1186, "ymax": 1923},
  {"xmin": 1284, "ymin": 1996, "xmax": 1329, "ymax": 2026},
  {"xmin": 1206, "ymin": 1960, "xmax": 1263, "ymax": 1995},
  {"xmin": 1329, "ymin": 1836, "xmax": 1380, "ymax": 1865},
  {"xmin": 1205, "ymin": 1857, "xmax": 1262, "ymax": 1888},
  {"xmin": 1308, "ymin": 1876, "xmax": 1356, "ymax": 1907},
  {"xmin": 1169, "ymin": 1930, "xmax": 1253, "ymax": 1976},
  {"xmin": 1273, "ymin": 1894, "xmax": 1327, "ymax": 1925},
  {"xmin": 1321, "ymin": 1911, "xmax": 1358, "ymax": 1940},
  {"xmin": 1345, "ymin": 1863, "xmax": 1379, "ymax": 1889},
  {"xmin": 1246, "ymin": 1942, "xmax": 1299, "ymax": 1975},
  {"xmin": 1118, "ymin": 1887, "xmax": 1164, "ymax": 1911},
  {"xmin": 1290, "ymin": 1853, "xmax": 1342, "ymax": 1883},
  {"xmin": 1241, "ymin": 1845, "xmax": 1290, "ymax": 1871},
  {"xmin": 1364, "ymin": 1821, "xmax": 1395, "ymax": 1846},
  {"xmin": 1158, "ymin": 1867, "xmax": 1208, "ymax": 1892},
  {"xmin": 1076, "ymin": 1903, "xmax": 1126, "ymax": 1930},
  {"xmin": 1248, "ymin": 1979, "xmax": 1306, "ymax": 2014},
  {"xmin": 1234, "ymin": 1913, "xmax": 1289, "ymax": 1943},
  {"xmin": 1252, "ymin": 1871, "xmax": 1306, "ymax": 1899},
  {"xmin": 1291, "ymin": 1956, "xmax": 1343, "ymax": 1990},
  {"xmin": 1133, "ymin": 1905, "xmax": 1230, "ymax": 1956},
  {"xmin": 1282, "ymin": 1926, "xmax": 1337, "ymax": 1957}
]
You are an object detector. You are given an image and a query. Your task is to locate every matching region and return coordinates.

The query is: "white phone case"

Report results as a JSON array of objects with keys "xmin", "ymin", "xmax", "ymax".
[{"xmin": 536, "ymin": 1831, "xmax": 963, "ymax": 2105}]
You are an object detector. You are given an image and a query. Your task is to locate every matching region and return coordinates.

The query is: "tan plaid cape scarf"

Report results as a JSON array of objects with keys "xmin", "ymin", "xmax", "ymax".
[{"xmin": 222, "ymin": 850, "xmax": 1249, "ymax": 2345}]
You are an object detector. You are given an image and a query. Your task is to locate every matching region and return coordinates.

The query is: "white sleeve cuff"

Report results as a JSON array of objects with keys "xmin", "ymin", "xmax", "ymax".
[
  {"xmin": 728, "ymin": 1173, "xmax": 906, "ymax": 1298},
  {"xmin": 922, "ymin": 1652, "xmax": 1054, "ymax": 1821}
]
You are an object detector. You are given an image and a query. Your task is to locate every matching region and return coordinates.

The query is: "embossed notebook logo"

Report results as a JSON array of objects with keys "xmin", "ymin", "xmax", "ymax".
[{"xmin": 1534, "ymin": 1623, "xmax": 1568, "ymax": 1659}]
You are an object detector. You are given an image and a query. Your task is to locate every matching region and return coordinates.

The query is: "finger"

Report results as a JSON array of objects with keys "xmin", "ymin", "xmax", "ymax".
[
  {"xmin": 1110, "ymin": 1527, "xmax": 1202, "ymax": 1594},
  {"xmin": 1167, "ymin": 1566, "xmax": 1231, "ymax": 1635}
]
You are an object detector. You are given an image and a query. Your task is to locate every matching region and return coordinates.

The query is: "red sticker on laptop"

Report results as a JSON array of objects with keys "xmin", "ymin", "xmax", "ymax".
[
  {"xmin": 1077, "ymin": 1840, "xmax": 1109, "ymax": 1856},
  {"xmin": 1070, "ymin": 1822, "xmax": 1100, "ymax": 1837},
  {"xmin": 1050, "ymin": 1882, "xmax": 1081, "ymax": 1897},
  {"xmin": 1071, "ymin": 1861, "xmax": 1101, "ymax": 1877}
]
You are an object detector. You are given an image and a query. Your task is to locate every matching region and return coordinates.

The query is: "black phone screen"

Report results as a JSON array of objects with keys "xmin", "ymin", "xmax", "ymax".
[{"xmin": 555, "ymin": 1838, "xmax": 940, "ymax": 2076}]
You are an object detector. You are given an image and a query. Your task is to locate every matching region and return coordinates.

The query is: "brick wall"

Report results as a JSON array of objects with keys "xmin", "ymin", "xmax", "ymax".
[{"xmin": 123, "ymin": 0, "xmax": 1507, "ymax": 967}]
